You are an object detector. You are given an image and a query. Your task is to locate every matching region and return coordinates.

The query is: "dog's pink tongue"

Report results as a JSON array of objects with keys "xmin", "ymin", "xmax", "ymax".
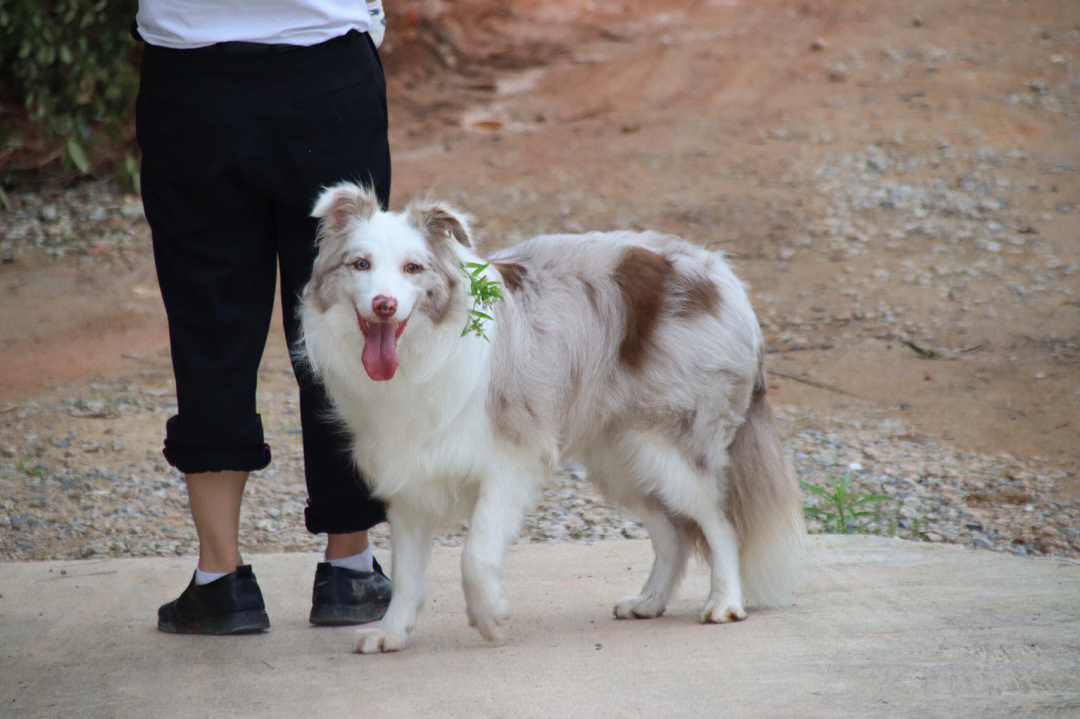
[{"xmin": 361, "ymin": 321, "xmax": 399, "ymax": 381}]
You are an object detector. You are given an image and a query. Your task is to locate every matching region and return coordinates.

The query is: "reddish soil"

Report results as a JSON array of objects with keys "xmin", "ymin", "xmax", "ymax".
[{"xmin": 2, "ymin": 0, "xmax": 1077, "ymax": 484}]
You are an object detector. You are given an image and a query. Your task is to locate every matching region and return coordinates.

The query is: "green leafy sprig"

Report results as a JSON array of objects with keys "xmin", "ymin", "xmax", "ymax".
[
  {"xmin": 800, "ymin": 474, "xmax": 897, "ymax": 535},
  {"xmin": 460, "ymin": 262, "xmax": 504, "ymax": 340}
]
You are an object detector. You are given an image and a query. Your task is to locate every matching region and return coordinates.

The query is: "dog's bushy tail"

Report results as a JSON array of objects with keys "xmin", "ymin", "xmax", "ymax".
[{"xmin": 726, "ymin": 371, "xmax": 806, "ymax": 607}]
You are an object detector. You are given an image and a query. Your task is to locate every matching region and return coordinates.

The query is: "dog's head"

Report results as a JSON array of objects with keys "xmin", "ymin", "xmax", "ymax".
[{"xmin": 304, "ymin": 182, "xmax": 474, "ymax": 381}]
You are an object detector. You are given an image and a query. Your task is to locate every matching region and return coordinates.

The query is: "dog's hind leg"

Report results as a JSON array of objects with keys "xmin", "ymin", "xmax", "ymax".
[
  {"xmin": 655, "ymin": 474, "xmax": 746, "ymax": 623},
  {"xmin": 606, "ymin": 430, "xmax": 747, "ymax": 624},
  {"xmin": 461, "ymin": 461, "xmax": 539, "ymax": 641},
  {"xmin": 613, "ymin": 501, "xmax": 689, "ymax": 619},
  {"xmin": 355, "ymin": 503, "xmax": 437, "ymax": 654}
]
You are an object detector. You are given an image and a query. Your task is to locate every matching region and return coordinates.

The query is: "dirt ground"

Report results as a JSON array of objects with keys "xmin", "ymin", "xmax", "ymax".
[{"xmin": 2, "ymin": 0, "xmax": 1078, "ymax": 503}]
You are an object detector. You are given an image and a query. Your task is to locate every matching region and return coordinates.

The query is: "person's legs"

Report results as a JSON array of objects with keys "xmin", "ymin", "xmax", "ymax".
[
  {"xmin": 138, "ymin": 43, "xmax": 278, "ymax": 634},
  {"xmin": 268, "ymin": 31, "xmax": 391, "ymax": 544},
  {"xmin": 142, "ymin": 31, "xmax": 393, "ymax": 632},
  {"xmin": 265, "ymin": 32, "xmax": 392, "ymax": 624},
  {"xmin": 277, "ymin": 197, "xmax": 390, "ymax": 623},
  {"xmin": 278, "ymin": 239, "xmax": 387, "ymax": 552},
  {"xmin": 186, "ymin": 470, "xmax": 247, "ymax": 573},
  {"xmin": 139, "ymin": 42, "xmax": 280, "ymax": 476}
]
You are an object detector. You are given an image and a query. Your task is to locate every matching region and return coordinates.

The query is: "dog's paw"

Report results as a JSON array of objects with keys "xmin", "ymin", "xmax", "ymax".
[
  {"xmin": 353, "ymin": 627, "xmax": 409, "ymax": 654},
  {"xmin": 613, "ymin": 594, "xmax": 666, "ymax": 620},
  {"xmin": 700, "ymin": 598, "xmax": 747, "ymax": 624},
  {"xmin": 466, "ymin": 596, "xmax": 509, "ymax": 642}
]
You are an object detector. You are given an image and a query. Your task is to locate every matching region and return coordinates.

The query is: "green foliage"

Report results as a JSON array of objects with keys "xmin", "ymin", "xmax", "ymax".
[
  {"xmin": 801, "ymin": 473, "xmax": 897, "ymax": 535},
  {"xmin": 460, "ymin": 262, "xmax": 504, "ymax": 340},
  {"xmin": 16, "ymin": 456, "xmax": 48, "ymax": 479},
  {"xmin": 1, "ymin": 0, "xmax": 139, "ymax": 173}
]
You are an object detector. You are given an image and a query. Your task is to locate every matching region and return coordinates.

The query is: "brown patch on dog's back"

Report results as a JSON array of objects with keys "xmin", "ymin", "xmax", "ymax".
[
  {"xmin": 614, "ymin": 247, "xmax": 673, "ymax": 371},
  {"xmin": 675, "ymin": 275, "xmax": 721, "ymax": 317},
  {"xmin": 493, "ymin": 262, "xmax": 527, "ymax": 292}
]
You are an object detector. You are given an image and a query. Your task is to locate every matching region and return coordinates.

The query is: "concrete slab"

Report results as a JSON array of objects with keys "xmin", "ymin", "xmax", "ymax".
[{"xmin": 1, "ymin": 536, "xmax": 1078, "ymax": 718}]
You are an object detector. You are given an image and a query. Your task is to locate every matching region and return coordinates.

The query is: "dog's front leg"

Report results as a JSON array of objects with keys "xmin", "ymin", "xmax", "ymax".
[
  {"xmin": 461, "ymin": 474, "xmax": 533, "ymax": 641},
  {"xmin": 354, "ymin": 504, "xmax": 436, "ymax": 654}
]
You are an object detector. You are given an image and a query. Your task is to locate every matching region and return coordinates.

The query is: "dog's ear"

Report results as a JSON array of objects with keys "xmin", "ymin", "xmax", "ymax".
[
  {"xmin": 311, "ymin": 182, "xmax": 380, "ymax": 235},
  {"xmin": 406, "ymin": 201, "xmax": 473, "ymax": 248}
]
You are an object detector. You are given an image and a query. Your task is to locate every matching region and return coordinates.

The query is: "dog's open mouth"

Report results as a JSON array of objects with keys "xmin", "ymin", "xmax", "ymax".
[{"xmin": 357, "ymin": 313, "xmax": 409, "ymax": 381}]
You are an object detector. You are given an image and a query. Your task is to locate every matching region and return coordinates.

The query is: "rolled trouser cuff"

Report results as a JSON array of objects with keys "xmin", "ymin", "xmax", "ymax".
[
  {"xmin": 304, "ymin": 497, "xmax": 386, "ymax": 535},
  {"xmin": 162, "ymin": 414, "xmax": 272, "ymax": 474}
]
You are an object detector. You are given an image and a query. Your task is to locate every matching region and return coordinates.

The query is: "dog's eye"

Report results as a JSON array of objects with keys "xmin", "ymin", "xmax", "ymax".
[
  {"xmin": 351, "ymin": 258, "xmax": 370, "ymax": 271},
  {"xmin": 404, "ymin": 262, "xmax": 424, "ymax": 274}
]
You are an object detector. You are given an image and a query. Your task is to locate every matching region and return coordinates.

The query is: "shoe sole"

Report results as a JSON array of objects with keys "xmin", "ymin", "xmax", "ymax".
[
  {"xmin": 158, "ymin": 610, "xmax": 270, "ymax": 635},
  {"xmin": 309, "ymin": 604, "xmax": 387, "ymax": 626}
]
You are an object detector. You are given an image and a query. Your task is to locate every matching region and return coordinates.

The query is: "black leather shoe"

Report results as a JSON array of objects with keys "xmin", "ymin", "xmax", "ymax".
[
  {"xmin": 158, "ymin": 564, "xmax": 270, "ymax": 635},
  {"xmin": 310, "ymin": 558, "xmax": 392, "ymax": 626}
]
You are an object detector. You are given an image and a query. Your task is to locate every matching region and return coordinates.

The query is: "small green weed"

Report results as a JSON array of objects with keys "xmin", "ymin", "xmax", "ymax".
[
  {"xmin": 460, "ymin": 262, "xmax": 504, "ymax": 340},
  {"xmin": 801, "ymin": 473, "xmax": 897, "ymax": 535},
  {"xmin": 17, "ymin": 456, "xmax": 48, "ymax": 479}
]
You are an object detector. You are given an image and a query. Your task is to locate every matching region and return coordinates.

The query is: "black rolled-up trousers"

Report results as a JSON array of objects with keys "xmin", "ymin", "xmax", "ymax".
[{"xmin": 136, "ymin": 30, "xmax": 388, "ymax": 534}]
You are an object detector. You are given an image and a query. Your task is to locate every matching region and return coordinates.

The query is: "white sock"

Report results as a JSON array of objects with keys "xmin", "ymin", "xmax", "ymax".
[
  {"xmin": 194, "ymin": 567, "xmax": 230, "ymax": 585},
  {"xmin": 326, "ymin": 546, "xmax": 374, "ymax": 573}
]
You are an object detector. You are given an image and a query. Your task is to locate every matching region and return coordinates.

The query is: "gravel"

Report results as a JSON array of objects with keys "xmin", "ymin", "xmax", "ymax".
[
  {"xmin": 0, "ymin": 336, "xmax": 1076, "ymax": 564},
  {"xmin": 0, "ymin": 179, "xmax": 146, "ymax": 263}
]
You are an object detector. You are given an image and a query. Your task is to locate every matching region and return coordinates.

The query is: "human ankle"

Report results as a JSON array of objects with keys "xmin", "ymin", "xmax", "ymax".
[
  {"xmin": 325, "ymin": 530, "xmax": 369, "ymax": 560},
  {"xmin": 326, "ymin": 546, "xmax": 374, "ymax": 573},
  {"xmin": 196, "ymin": 551, "xmax": 241, "ymax": 576}
]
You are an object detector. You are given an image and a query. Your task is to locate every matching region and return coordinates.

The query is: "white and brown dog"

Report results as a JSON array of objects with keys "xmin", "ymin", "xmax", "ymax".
[{"xmin": 298, "ymin": 182, "xmax": 805, "ymax": 653}]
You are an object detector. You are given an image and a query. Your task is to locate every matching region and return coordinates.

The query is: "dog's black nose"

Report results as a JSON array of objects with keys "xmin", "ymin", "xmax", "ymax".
[{"xmin": 372, "ymin": 295, "xmax": 397, "ymax": 319}]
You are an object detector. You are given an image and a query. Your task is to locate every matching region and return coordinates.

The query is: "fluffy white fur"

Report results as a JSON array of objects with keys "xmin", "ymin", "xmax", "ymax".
[{"xmin": 298, "ymin": 182, "xmax": 805, "ymax": 653}]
